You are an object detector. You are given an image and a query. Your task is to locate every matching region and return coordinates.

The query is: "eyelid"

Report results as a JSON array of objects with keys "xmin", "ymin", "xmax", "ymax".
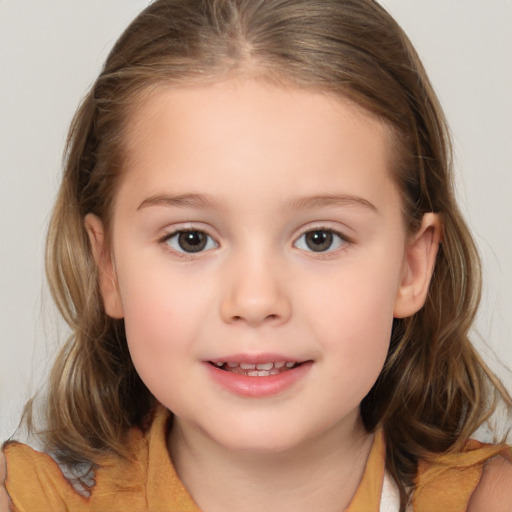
[
  {"xmin": 292, "ymin": 225, "xmax": 352, "ymax": 253},
  {"xmin": 156, "ymin": 222, "xmax": 352, "ymax": 257},
  {"xmin": 159, "ymin": 225, "xmax": 220, "ymax": 256},
  {"xmin": 158, "ymin": 221, "xmax": 218, "ymax": 241}
]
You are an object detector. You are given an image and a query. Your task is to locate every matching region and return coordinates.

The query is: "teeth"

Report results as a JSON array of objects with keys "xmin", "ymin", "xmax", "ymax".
[
  {"xmin": 256, "ymin": 362, "xmax": 273, "ymax": 370},
  {"xmin": 213, "ymin": 361, "xmax": 300, "ymax": 373}
]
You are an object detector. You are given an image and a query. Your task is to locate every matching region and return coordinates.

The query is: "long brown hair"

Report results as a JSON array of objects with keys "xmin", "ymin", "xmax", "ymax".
[{"xmin": 31, "ymin": 0, "xmax": 509, "ymax": 508}]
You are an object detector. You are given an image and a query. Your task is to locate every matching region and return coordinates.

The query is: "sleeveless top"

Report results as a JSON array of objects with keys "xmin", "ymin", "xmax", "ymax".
[{"xmin": 3, "ymin": 405, "xmax": 511, "ymax": 511}]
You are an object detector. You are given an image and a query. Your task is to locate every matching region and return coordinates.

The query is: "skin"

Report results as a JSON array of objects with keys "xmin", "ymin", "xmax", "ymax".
[
  {"xmin": 86, "ymin": 79, "xmax": 443, "ymax": 511},
  {"xmin": 1, "ymin": 79, "xmax": 508, "ymax": 511},
  {"xmin": 467, "ymin": 455, "xmax": 512, "ymax": 511}
]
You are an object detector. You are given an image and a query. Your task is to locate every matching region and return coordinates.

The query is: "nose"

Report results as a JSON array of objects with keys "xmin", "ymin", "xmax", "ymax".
[{"xmin": 219, "ymin": 250, "xmax": 292, "ymax": 327}]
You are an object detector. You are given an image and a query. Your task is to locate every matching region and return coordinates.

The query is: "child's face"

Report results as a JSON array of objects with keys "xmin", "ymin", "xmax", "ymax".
[{"xmin": 88, "ymin": 79, "xmax": 438, "ymax": 453}]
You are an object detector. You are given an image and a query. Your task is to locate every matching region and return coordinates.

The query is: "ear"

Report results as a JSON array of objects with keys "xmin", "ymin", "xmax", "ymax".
[
  {"xmin": 393, "ymin": 213, "xmax": 442, "ymax": 318},
  {"xmin": 84, "ymin": 213, "xmax": 124, "ymax": 319}
]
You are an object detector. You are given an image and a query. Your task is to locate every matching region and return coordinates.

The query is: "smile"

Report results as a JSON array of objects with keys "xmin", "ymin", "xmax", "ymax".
[
  {"xmin": 209, "ymin": 361, "xmax": 300, "ymax": 376},
  {"xmin": 205, "ymin": 359, "xmax": 312, "ymax": 397}
]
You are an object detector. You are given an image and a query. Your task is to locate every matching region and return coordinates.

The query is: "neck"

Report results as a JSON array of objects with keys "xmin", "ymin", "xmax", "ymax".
[{"xmin": 168, "ymin": 412, "xmax": 374, "ymax": 512}]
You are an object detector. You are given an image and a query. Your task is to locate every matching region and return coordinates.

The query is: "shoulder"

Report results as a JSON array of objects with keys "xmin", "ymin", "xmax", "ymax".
[
  {"xmin": 1, "ymin": 449, "xmax": 10, "ymax": 512},
  {"xmin": 1, "ymin": 428, "xmax": 155, "ymax": 511},
  {"xmin": 414, "ymin": 440, "xmax": 512, "ymax": 511},
  {"xmin": 467, "ymin": 454, "xmax": 512, "ymax": 512},
  {"xmin": 2, "ymin": 440, "xmax": 80, "ymax": 511},
  {"xmin": 3, "ymin": 439, "xmax": 57, "ymax": 474},
  {"xmin": 2, "ymin": 439, "xmax": 141, "ymax": 511}
]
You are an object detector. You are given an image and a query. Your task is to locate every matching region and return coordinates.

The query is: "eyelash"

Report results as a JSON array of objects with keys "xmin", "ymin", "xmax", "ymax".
[
  {"xmin": 160, "ymin": 229, "xmax": 219, "ymax": 256},
  {"xmin": 159, "ymin": 226, "xmax": 351, "ymax": 257},
  {"xmin": 293, "ymin": 228, "xmax": 350, "ymax": 255}
]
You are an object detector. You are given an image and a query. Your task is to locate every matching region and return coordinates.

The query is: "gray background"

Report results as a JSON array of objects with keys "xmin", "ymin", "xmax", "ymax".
[{"xmin": 1, "ymin": 0, "xmax": 511, "ymax": 441}]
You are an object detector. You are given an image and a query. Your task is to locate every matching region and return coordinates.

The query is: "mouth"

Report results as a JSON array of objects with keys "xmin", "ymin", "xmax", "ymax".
[
  {"xmin": 208, "ymin": 361, "xmax": 303, "ymax": 377},
  {"xmin": 205, "ymin": 358, "xmax": 313, "ymax": 397}
]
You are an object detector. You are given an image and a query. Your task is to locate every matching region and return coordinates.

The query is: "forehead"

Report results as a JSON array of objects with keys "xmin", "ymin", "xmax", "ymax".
[
  {"xmin": 125, "ymin": 79, "xmax": 392, "ymax": 151},
  {"xmin": 117, "ymin": 79, "xmax": 398, "ymax": 213}
]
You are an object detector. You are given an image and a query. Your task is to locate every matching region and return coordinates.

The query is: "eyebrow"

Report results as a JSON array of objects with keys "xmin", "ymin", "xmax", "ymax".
[
  {"xmin": 137, "ymin": 193, "xmax": 225, "ymax": 211},
  {"xmin": 137, "ymin": 192, "xmax": 378, "ymax": 214},
  {"xmin": 287, "ymin": 194, "xmax": 378, "ymax": 213}
]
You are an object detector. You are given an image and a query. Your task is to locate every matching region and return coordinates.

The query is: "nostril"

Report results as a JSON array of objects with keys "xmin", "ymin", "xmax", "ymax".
[{"xmin": 233, "ymin": 314, "xmax": 279, "ymax": 321}]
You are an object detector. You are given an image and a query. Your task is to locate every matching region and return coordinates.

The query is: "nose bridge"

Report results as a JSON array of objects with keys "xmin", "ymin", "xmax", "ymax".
[{"xmin": 220, "ymin": 243, "xmax": 291, "ymax": 327}]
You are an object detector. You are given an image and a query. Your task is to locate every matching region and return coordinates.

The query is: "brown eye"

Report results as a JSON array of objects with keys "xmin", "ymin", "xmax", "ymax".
[
  {"xmin": 165, "ymin": 230, "xmax": 218, "ymax": 254},
  {"xmin": 305, "ymin": 230, "xmax": 333, "ymax": 252},
  {"xmin": 178, "ymin": 231, "xmax": 207, "ymax": 252},
  {"xmin": 294, "ymin": 229, "xmax": 346, "ymax": 253}
]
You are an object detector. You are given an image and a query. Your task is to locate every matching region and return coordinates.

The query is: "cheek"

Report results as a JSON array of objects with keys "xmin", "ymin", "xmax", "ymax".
[
  {"xmin": 302, "ymin": 254, "xmax": 401, "ymax": 337},
  {"xmin": 299, "ymin": 255, "xmax": 402, "ymax": 392},
  {"xmin": 116, "ymin": 266, "xmax": 209, "ymax": 388}
]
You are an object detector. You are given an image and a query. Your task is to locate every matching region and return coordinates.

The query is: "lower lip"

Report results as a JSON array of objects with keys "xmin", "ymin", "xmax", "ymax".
[{"xmin": 204, "ymin": 361, "xmax": 313, "ymax": 398}]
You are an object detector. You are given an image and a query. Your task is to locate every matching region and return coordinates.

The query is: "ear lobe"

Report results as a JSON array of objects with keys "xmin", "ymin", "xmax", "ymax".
[
  {"xmin": 393, "ymin": 213, "xmax": 442, "ymax": 319},
  {"xmin": 84, "ymin": 213, "xmax": 124, "ymax": 319}
]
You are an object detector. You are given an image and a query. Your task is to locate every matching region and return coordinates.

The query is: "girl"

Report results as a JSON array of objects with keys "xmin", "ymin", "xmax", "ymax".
[{"xmin": 2, "ymin": 0, "xmax": 511, "ymax": 510}]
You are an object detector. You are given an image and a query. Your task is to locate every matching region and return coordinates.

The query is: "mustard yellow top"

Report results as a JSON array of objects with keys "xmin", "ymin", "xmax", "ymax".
[{"xmin": 3, "ymin": 406, "xmax": 511, "ymax": 511}]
